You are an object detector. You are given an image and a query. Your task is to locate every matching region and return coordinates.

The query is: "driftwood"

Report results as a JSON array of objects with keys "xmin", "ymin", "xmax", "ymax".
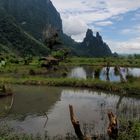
[
  {"xmin": 107, "ymin": 112, "xmax": 118, "ymax": 140},
  {"xmin": 69, "ymin": 105, "xmax": 91, "ymax": 140}
]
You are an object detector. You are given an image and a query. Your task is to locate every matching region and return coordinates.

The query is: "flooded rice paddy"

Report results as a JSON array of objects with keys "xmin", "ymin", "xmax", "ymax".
[{"xmin": 0, "ymin": 85, "xmax": 140, "ymax": 136}]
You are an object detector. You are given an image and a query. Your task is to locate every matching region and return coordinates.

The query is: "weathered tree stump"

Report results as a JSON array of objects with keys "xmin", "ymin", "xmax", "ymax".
[
  {"xmin": 107, "ymin": 112, "xmax": 118, "ymax": 140},
  {"xmin": 69, "ymin": 105, "xmax": 91, "ymax": 140}
]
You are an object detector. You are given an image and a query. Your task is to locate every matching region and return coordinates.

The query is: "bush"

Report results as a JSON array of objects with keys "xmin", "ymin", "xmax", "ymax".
[{"xmin": 29, "ymin": 69, "xmax": 36, "ymax": 75}]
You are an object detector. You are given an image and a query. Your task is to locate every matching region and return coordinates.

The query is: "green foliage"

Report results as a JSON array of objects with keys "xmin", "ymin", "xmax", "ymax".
[
  {"xmin": 0, "ymin": 121, "xmax": 140, "ymax": 140},
  {"xmin": 118, "ymin": 121, "xmax": 140, "ymax": 140},
  {"xmin": 0, "ymin": 8, "xmax": 49, "ymax": 56},
  {"xmin": 60, "ymin": 57, "xmax": 140, "ymax": 67},
  {"xmin": 29, "ymin": 69, "xmax": 36, "ymax": 75},
  {"xmin": 52, "ymin": 49, "xmax": 68, "ymax": 60}
]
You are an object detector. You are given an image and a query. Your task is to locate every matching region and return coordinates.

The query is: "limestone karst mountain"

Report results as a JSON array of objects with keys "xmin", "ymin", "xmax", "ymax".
[{"xmin": 0, "ymin": 0, "xmax": 112, "ymax": 57}]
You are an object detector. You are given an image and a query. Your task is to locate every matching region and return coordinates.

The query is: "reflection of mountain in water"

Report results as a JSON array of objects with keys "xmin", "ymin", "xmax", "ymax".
[{"xmin": 9, "ymin": 86, "xmax": 61, "ymax": 117}]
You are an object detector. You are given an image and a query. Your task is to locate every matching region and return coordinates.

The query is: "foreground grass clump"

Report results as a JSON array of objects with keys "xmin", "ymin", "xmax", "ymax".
[
  {"xmin": 0, "ymin": 120, "xmax": 140, "ymax": 140},
  {"xmin": 118, "ymin": 120, "xmax": 140, "ymax": 140},
  {"xmin": 0, "ymin": 124, "xmax": 77, "ymax": 140}
]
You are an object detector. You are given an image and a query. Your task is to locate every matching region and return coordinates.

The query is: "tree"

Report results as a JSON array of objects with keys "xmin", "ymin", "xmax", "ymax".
[{"xmin": 43, "ymin": 25, "xmax": 61, "ymax": 50}]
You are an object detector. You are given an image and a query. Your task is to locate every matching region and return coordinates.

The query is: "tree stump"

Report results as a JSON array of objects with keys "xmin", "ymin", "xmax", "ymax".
[
  {"xmin": 69, "ymin": 105, "xmax": 91, "ymax": 140},
  {"xmin": 107, "ymin": 112, "xmax": 118, "ymax": 140}
]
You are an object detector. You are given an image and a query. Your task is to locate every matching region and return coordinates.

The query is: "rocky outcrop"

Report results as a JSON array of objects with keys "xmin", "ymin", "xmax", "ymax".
[
  {"xmin": 2, "ymin": 0, "xmax": 62, "ymax": 40},
  {"xmin": 0, "ymin": 8, "xmax": 49, "ymax": 56},
  {"xmin": 77, "ymin": 29, "xmax": 112, "ymax": 57}
]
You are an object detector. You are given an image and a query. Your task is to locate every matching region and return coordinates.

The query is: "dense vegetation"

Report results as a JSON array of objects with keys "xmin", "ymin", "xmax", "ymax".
[
  {"xmin": 0, "ymin": 8, "xmax": 49, "ymax": 56},
  {"xmin": 0, "ymin": 120, "xmax": 140, "ymax": 140}
]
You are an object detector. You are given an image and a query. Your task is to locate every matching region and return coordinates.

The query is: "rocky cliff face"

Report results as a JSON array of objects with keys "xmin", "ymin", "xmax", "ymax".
[
  {"xmin": 78, "ymin": 29, "xmax": 112, "ymax": 57},
  {"xmin": 3, "ymin": 0, "xmax": 62, "ymax": 40},
  {"xmin": 0, "ymin": 8, "xmax": 49, "ymax": 56}
]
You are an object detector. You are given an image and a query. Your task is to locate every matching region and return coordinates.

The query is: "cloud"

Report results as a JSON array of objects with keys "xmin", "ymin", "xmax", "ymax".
[
  {"xmin": 121, "ymin": 25, "xmax": 140, "ymax": 34},
  {"xmin": 107, "ymin": 37, "xmax": 140, "ymax": 54},
  {"xmin": 51, "ymin": 0, "xmax": 140, "ymax": 54},
  {"xmin": 51, "ymin": 0, "xmax": 140, "ymax": 37},
  {"xmin": 94, "ymin": 21, "xmax": 113, "ymax": 26},
  {"xmin": 52, "ymin": 0, "xmax": 140, "ymax": 22},
  {"xmin": 131, "ymin": 10, "xmax": 140, "ymax": 21},
  {"xmin": 72, "ymin": 33, "xmax": 86, "ymax": 42},
  {"xmin": 62, "ymin": 16, "xmax": 88, "ymax": 37}
]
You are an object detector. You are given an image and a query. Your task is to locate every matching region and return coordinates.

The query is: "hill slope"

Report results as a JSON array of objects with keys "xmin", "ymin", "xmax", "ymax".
[
  {"xmin": 0, "ymin": 0, "xmax": 112, "ymax": 57},
  {"xmin": 0, "ymin": 8, "xmax": 49, "ymax": 56},
  {"xmin": 1, "ymin": 0, "xmax": 62, "ymax": 40}
]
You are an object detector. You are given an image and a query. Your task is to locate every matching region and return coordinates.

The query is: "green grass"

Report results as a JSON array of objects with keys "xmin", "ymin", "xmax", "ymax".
[
  {"xmin": 60, "ymin": 57, "xmax": 140, "ymax": 67},
  {"xmin": 0, "ymin": 76, "xmax": 140, "ymax": 97},
  {"xmin": 0, "ymin": 120, "xmax": 140, "ymax": 140},
  {"xmin": 0, "ymin": 56, "xmax": 140, "ymax": 97},
  {"xmin": 118, "ymin": 120, "xmax": 140, "ymax": 140}
]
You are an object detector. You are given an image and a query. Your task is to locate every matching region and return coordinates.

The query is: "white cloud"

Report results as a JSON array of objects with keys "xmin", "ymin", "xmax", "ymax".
[
  {"xmin": 72, "ymin": 33, "xmax": 86, "ymax": 42},
  {"xmin": 51, "ymin": 0, "xmax": 140, "ymax": 54},
  {"xmin": 121, "ymin": 25, "xmax": 140, "ymax": 34},
  {"xmin": 62, "ymin": 17, "xmax": 88, "ymax": 36},
  {"xmin": 51, "ymin": 0, "xmax": 140, "ymax": 38},
  {"xmin": 107, "ymin": 37, "xmax": 140, "ymax": 54},
  {"xmin": 121, "ymin": 29, "xmax": 132, "ymax": 34},
  {"xmin": 94, "ymin": 21, "xmax": 113, "ymax": 26}
]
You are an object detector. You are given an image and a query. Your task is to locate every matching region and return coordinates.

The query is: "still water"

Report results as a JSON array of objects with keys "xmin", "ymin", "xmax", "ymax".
[
  {"xmin": 68, "ymin": 66, "xmax": 140, "ymax": 82},
  {"xmin": 0, "ymin": 85, "xmax": 140, "ymax": 137}
]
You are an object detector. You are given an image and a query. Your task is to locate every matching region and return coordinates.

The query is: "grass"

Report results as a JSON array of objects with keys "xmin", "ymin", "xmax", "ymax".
[
  {"xmin": 60, "ymin": 57, "xmax": 140, "ymax": 67},
  {"xmin": 0, "ymin": 56, "xmax": 140, "ymax": 97},
  {"xmin": 0, "ymin": 120, "xmax": 140, "ymax": 140},
  {"xmin": 118, "ymin": 120, "xmax": 140, "ymax": 140},
  {"xmin": 0, "ymin": 76, "xmax": 140, "ymax": 97}
]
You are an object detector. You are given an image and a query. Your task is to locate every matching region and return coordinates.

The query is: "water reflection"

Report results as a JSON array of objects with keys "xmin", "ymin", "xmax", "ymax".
[
  {"xmin": 68, "ymin": 66, "xmax": 140, "ymax": 82},
  {"xmin": 68, "ymin": 67, "xmax": 87, "ymax": 79},
  {"xmin": 0, "ymin": 85, "xmax": 140, "ymax": 136},
  {"xmin": 0, "ymin": 96, "xmax": 12, "ymax": 116}
]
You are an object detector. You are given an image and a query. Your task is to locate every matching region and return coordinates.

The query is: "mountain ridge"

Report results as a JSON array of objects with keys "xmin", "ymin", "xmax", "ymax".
[{"xmin": 0, "ymin": 0, "xmax": 112, "ymax": 57}]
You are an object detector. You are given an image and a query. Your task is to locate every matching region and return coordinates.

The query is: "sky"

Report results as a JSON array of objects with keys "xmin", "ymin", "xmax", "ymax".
[{"xmin": 51, "ymin": 0, "xmax": 140, "ymax": 54}]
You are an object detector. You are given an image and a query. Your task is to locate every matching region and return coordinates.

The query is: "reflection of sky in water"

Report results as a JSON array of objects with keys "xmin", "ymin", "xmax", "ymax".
[
  {"xmin": 2, "ymin": 86, "xmax": 140, "ymax": 137},
  {"xmin": 68, "ymin": 67, "xmax": 140, "ymax": 82},
  {"xmin": 68, "ymin": 67, "xmax": 87, "ymax": 79},
  {"xmin": 100, "ymin": 67, "xmax": 120, "ymax": 82},
  {"xmin": 128, "ymin": 68, "xmax": 140, "ymax": 77}
]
